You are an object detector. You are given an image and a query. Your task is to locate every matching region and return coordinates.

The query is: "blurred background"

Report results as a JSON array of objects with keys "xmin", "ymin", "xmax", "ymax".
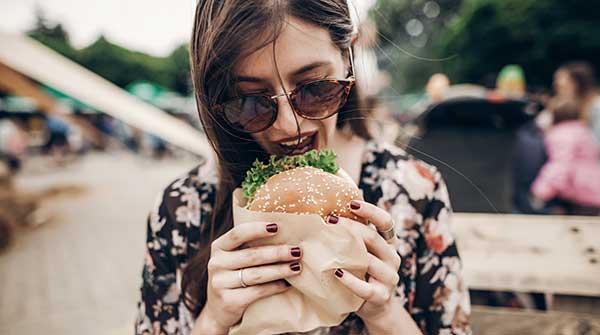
[{"xmin": 1, "ymin": 0, "xmax": 599, "ymax": 334}]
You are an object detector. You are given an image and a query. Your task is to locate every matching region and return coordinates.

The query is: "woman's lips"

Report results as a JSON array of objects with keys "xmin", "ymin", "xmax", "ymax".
[{"xmin": 276, "ymin": 132, "xmax": 318, "ymax": 155}]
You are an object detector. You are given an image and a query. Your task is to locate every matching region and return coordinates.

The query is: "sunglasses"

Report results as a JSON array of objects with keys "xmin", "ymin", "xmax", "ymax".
[{"xmin": 215, "ymin": 49, "xmax": 356, "ymax": 134}]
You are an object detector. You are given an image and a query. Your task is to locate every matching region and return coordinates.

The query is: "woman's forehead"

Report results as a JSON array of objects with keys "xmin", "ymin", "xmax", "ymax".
[{"xmin": 234, "ymin": 17, "xmax": 343, "ymax": 82}]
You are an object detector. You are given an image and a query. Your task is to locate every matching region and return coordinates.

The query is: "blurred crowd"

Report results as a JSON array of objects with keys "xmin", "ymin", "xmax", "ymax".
[
  {"xmin": 404, "ymin": 61, "xmax": 600, "ymax": 217},
  {"xmin": 0, "ymin": 111, "xmax": 196, "ymax": 173},
  {"xmin": 513, "ymin": 62, "xmax": 600, "ymax": 216}
]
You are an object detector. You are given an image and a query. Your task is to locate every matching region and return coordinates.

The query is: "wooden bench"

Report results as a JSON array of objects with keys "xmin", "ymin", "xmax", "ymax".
[
  {"xmin": 471, "ymin": 306, "xmax": 600, "ymax": 335},
  {"xmin": 453, "ymin": 213, "xmax": 600, "ymax": 313}
]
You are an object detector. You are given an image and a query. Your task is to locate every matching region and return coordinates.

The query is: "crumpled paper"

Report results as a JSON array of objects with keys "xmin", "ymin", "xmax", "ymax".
[{"xmin": 229, "ymin": 188, "xmax": 369, "ymax": 335}]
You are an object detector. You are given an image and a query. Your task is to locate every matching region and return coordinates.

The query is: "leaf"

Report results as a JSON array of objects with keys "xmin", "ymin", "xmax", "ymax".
[{"xmin": 241, "ymin": 149, "xmax": 339, "ymax": 203}]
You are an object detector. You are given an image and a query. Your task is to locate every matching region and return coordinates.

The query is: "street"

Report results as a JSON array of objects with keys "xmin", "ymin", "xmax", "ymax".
[{"xmin": 0, "ymin": 152, "xmax": 201, "ymax": 335}]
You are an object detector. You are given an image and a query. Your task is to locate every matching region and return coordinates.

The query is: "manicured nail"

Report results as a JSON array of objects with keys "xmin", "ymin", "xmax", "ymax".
[
  {"xmin": 291, "ymin": 247, "xmax": 301, "ymax": 257},
  {"xmin": 327, "ymin": 214, "xmax": 339, "ymax": 224},
  {"xmin": 266, "ymin": 223, "xmax": 278, "ymax": 233},
  {"xmin": 350, "ymin": 201, "xmax": 361, "ymax": 210},
  {"xmin": 335, "ymin": 269, "xmax": 344, "ymax": 278},
  {"xmin": 290, "ymin": 262, "xmax": 301, "ymax": 272}
]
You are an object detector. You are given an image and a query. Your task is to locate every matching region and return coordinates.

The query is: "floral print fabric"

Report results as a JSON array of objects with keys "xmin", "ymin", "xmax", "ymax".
[{"xmin": 134, "ymin": 140, "xmax": 472, "ymax": 335}]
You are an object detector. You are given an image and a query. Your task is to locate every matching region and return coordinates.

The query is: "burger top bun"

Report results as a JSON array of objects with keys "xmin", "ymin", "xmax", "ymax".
[{"xmin": 248, "ymin": 166, "xmax": 364, "ymax": 222}]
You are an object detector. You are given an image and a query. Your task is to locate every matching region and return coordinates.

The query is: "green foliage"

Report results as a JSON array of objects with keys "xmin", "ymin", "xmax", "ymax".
[
  {"xmin": 241, "ymin": 149, "xmax": 339, "ymax": 203},
  {"xmin": 167, "ymin": 44, "xmax": 193, "ymax": 95},
  {"xmin": 26, "ymin": 10, "xmax": 191, "ymax": 95},
  {"xmin": 27, "ymin": 8, "xmax": 79, "ymax": 61},
  {"xmin": 373, "ymin": 0, "xmax": 600, "ymax": 93},
  {"xmin": 438, "ymin": 0, "xmax": 600, "ymax": 88},
  {"xmin": 372, "ymin": 0, "xmax": 462, "ymax": 92}
]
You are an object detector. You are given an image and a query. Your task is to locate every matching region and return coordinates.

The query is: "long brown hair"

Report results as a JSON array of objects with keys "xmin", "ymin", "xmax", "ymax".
[
  {"xmin": 558, "ymin": 61, "xmax": 597, "ymax": 99},
  {"xmin": 183, "ymin": 0, "xmax": 373, "ymax": 317}
]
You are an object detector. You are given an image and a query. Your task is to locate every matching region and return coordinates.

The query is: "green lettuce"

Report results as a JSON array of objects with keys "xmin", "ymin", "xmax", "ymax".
[{"xmin": 242, "ymin": 149, "xmax": 339, "ymax": 203}]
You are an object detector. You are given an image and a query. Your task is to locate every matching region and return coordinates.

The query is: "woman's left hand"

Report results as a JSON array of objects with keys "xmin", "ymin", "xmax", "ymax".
[
  {"xmin": 327, "ymin": 199, "xmax": 408, "ymax": 334},
  {"xmin": 327, "ymin": 199, "xmax": 425, "ymax": 334}
]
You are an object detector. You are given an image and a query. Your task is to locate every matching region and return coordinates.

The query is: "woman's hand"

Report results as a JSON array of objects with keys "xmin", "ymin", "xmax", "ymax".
[
  {"xmin": 193, "ymin": 222, "xmax": 303, "ymax": 335},
  {"xmin": 328, "ymin": 200, "xmax": 421, "ymax": 335}
]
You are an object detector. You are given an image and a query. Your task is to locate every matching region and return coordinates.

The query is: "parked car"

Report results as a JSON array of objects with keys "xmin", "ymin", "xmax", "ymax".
[{"xmin": 406, "ymin": 94, "xmax": 541, "ymax": 213}]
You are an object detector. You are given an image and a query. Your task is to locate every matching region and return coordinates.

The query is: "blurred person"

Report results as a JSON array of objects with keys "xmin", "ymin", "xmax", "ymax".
[
  {"xmin": 404, "ymin": 73, "xmax": 451, "ymax": 124},
  {"xmin": 496, "ymin": 65, "xmax": 526, "ymax": 99},
  {"xmin": 554, "ymin": 62, "xmax": 600, "ymax": 143},
  {"xmin": 0, "ymin": 118, "xmax": 28, "ymax": 172},
  {"xmin": 531, "ymin": 99, "xmax": 600, "ymax": 215},
  {"xmin": 511, "ymin": 118, "xmax": 549, "ymax": 214},
  {"xmin": 511, "ymin": 88, "xmax": 553, "ymax": 214},
  {"xmin": 43, "ymin": 114, "xmax": 71, "ymax": 164},
  {"xmin": 134, "ymin": 1, "xmax": 472, "ymax": 334},
  {"xmin": 144, "ymin": 133, "xmax": 170, "ymax": 159},
  {"xmin": 426, "ymin": 73, "xmax": 450, "ymax": 104}
]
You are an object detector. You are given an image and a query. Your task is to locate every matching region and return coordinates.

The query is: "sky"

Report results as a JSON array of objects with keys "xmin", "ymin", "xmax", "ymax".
[{"xmin": 0, "ymin": 0, "xmax": 197, "ymax": 57}]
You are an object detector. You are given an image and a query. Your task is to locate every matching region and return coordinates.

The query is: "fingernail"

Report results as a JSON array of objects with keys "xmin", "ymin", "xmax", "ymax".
[
  {"xmin": 266, "ymin": 223, "xmax": 278, "ymax": 233},
  {"xmin": 291, "ymin": 247, "xmax": 301, "ymax": 257},
  {"xmin": 290, "ymin": 262, "xmax": 301, "ymax": 272},
  {"xmin": 335, "ymin": 269, "xmax": 344, "ymax": 278},
  {"xmin": 350, "ymin": 201, "xmax": 361, "ymax": 210},
  {"xmin": 328, "ymin": 214, "xmax": 339, "ymax": 224}
]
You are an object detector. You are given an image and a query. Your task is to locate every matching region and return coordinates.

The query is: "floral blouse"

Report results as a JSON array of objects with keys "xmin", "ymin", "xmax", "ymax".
[{"xmin": 134, "ymin": 140, "xmax": 472, "ymax": 335}]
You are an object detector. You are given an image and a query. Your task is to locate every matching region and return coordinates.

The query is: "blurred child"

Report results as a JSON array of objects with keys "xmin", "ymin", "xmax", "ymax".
[{"xmin": 531, "ymin": 99, "xmax": 600, "ymax": 215}]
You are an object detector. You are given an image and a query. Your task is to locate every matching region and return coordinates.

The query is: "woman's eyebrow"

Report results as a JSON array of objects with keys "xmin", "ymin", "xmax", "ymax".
[
  {"xmin": 235, "ymin": 75, "xmax": 266, "ymax": 84},
  {"xmin": 234, "ymin": 61, "xmax": 332, "ymax": 83},
  {"xmin": 290, "ymin": 61, "xmax": 332, "ymax": 78}
]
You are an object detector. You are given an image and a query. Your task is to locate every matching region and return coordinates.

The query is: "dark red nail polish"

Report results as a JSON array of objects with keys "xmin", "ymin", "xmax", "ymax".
[
  {"xmin": 266, "ymin": 223, "xmax": 278, "ymax": 233},
  {"xmin": 328, "ymin": 215, "xmax": 339, "ymax": 224},
  {"xmin": 335, "ymin": 269, "xmax": 344, "ymax": 278},
  {"xmin": 291, "ymin": 247, "xmax": 301, "ymax": 257},
  {"xmin": 290, "ymin": 262, "xmax": 301, "ymax": 272},
  {"xmin": 350, "ymin": 201, "xmax": 361, "ymax": 210}
]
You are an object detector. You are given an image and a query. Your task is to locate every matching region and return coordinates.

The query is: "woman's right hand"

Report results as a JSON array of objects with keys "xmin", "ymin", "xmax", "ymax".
[{"xmin": 192, "ymin": 222, "xmax": 303, "ymax": 334}]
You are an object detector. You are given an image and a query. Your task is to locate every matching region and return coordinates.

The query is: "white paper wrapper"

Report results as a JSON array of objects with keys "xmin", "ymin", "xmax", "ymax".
[{"xmin": 229, "ymin": 188, "xmax": 369, "ymax": 335}]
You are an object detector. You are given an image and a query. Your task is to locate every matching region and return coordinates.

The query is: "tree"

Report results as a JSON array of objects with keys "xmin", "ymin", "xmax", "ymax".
[
  {"xmin": 166, "ymin": 44, "xmax": 192, "ymax": 95},
  {"xmin": 27, "ymin": 7, "xmax": 78, "ymax": 61},
  {"xmin": 371, "ymin": 0, "xmax": 462, "ymax": 92},
  {"xmin": 77, "ymin": 35, "xmax": 172, "ymax": 90},
  {"xmin": 26, "ymin": 14, "xmax": 192, "ymax": 95},
  {"xmin": 372, "ymin": 0, "xmax": 600, "ymax": 93},
  {"xmin": 438, "ymin": 0, "xmax": 600, "ymax": 89}
]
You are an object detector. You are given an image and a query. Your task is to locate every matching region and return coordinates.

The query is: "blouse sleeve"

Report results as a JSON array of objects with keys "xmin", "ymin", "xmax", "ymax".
[
  {"xmin": 134, "ymin": 168, "xmax": 211, "ymax": 335},
  {"xmin": 411, "ymin": 165, "xmax": 472, "ymax": 335}
]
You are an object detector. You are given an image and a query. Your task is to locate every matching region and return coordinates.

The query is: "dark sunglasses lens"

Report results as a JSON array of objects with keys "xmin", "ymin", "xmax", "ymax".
[
  {"xmin": 295, "ymin": 81, "xmax": 348, "ymax": 118},
  {"xmin": 223, "ymin": 96, "xmax": 275, "ymax": 133}
]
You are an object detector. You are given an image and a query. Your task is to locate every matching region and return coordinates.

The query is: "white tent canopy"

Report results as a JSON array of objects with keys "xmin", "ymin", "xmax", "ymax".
[{"xmin": 0, "ymin": 32, "xmax": 213, "ymax": 159}]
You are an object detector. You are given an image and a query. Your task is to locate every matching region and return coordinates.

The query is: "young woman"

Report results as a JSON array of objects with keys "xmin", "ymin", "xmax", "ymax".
[
  {"xmin": 531, "ymin": 99, "xmax": 600, "ymax": 215},
  {"xmin": 134, "ymin": 1, "xmax": 471, "ymax": 334},
  {"xmin": 553, "ymin": 62, "xmax": 600, "ymax": 143}
]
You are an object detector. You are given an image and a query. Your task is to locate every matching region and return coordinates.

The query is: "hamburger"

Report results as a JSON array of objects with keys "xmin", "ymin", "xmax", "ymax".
[{"xmin": 242, "ymin": 149, "xmax": 364, "ymax": 222}]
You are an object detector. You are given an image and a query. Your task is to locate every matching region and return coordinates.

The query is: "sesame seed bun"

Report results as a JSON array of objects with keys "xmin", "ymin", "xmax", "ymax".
[{"xmin": 248, "ymin": 166, "xmax": 365, "ymax": 222}]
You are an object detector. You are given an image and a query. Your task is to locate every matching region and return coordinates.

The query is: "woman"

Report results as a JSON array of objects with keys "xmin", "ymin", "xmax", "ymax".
[
  {"xmin": 553, "ymin": 62, "xmax": 600, "ymax": 143},
  {"xmin": 134, "ymin": 1, "xmax": 471, "ymax": 334},
  {"xmin": 531, "ymin": 99, "xmax": 600, "ymax": 215}
]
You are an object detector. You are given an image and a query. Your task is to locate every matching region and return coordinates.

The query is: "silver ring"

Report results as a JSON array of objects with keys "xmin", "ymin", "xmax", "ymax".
[
  {"xmin": 378, "ymin": 220, "xmax": 396, "ymax": 241},
  {"xmin": 239, "ymin": 269, "xmax": 248, "ymax": 288}
]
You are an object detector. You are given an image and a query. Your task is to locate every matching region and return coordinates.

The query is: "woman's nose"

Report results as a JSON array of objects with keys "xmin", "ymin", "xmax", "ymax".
[{"xmin": 271, "ymin": 95, "xmax": 301, "ymax": 133}]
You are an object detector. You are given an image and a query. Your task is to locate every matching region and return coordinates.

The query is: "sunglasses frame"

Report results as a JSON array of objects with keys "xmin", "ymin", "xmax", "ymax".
[{"xmin": 215, "ymin": 48, "xmax": 356, "ymax": 134}]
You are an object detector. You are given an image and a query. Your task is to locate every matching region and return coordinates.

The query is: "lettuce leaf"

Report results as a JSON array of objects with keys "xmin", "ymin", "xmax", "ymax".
[{"xmin": 242, "ymin": 149, "xmax": 339, "ymax": 203}]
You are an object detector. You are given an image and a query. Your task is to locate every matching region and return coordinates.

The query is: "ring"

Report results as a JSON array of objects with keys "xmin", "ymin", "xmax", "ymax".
[
  {"xmin": 239, "ymin": 269, "xmax": 248, "ymax": 288},
  {"xmin": 378, "ymin": 220, "xmax": 396, "ymax": 241}
]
